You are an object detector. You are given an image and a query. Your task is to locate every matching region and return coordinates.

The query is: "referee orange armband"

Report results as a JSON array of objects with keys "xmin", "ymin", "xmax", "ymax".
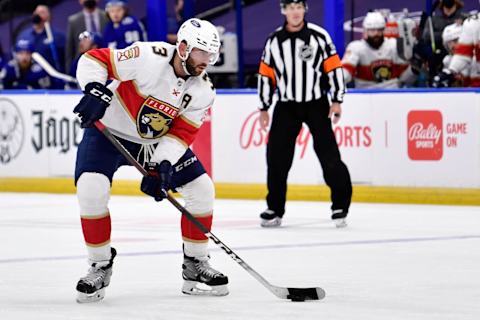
[
  {"xmin": 258, "ymin": 61, "xmax": 277, "ymax": 88},
  {"xmin": 323, "ymin": 54, "xmax": 342, "ymax": 73}
]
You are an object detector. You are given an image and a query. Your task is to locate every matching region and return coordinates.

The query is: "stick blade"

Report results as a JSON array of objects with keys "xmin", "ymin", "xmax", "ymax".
[{"xmin": 286, "ymin": 287, "xmax": 326, "ymax": 301}]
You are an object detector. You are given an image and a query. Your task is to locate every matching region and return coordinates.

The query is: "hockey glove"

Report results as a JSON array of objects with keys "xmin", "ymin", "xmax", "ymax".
[
  {"xmin": 74, "ymin": 82, "xmax": 113, "ymax": 128},
  {"xmin": 141, "ymin": 161, "xmax": 173, "ymax": 201},
  {"xmin": 432, "ymin": 70, "xmax": 454, "ymax": 88}
]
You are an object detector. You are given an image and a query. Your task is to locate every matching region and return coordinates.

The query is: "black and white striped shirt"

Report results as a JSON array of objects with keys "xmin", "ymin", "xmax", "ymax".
[{"xmin": 258, "ymin": 21, "xmax": 346, "ymax": 110}]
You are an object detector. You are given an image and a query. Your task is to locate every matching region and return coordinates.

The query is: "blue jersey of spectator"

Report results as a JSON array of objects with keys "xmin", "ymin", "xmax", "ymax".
[
  {"xmin": 103, "ymin": 0, "xmax": 146, "ymax": 49},
  {"xmin": 1, "ymin": 40, "xmax": 64, "ymax": 90},
  {"xmin": 103, "ymin": 15, "xmax": 146, "ymax": 49},
  {"xmin": 18, "ymin": 27, "xmax": 66, "ymax": 72}
]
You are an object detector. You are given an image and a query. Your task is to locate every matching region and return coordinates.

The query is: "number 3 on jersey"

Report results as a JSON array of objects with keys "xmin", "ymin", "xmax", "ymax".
[{"xmin": 152, "ymin": 46, "xmax": 168, "ymax": 57}]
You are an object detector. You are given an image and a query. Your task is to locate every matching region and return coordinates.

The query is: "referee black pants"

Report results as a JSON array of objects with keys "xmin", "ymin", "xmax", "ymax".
[{"xmin": 266, "ymin": 99, "xmax": 352, "ymax": 217}]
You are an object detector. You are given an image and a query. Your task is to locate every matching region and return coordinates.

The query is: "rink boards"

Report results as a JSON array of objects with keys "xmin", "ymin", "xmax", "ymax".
[{"xmin": 0, "ymin": 89, "xmax": 479, "ymax": 204}]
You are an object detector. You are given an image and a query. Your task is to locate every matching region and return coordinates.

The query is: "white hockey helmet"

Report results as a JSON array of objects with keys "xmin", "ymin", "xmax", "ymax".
[
  {"xmin": 442, "ymin": 23, "xmax": 462, "ymax": 46},
  {"xmin": 176, "ymin": 18, "xmax": 221, "ymax": 65},
  {"xmin": 363, "ymin": 12, "xmax": 386, "ymax": 30}
]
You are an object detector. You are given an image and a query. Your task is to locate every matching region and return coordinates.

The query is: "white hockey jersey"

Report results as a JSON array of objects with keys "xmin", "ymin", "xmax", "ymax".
[
  {"xmin": 76, "ymin": 41, "xmax": 215, "ymax": 165},
  {"xmin": 449, "ymin": 13, "xmax": 480, "ymax": 87},
  {"xmin": 342, "ymin": 38, "xmax": 414, "ymax": 88}
]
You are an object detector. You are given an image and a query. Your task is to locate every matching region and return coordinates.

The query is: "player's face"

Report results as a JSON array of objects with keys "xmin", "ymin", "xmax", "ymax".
[
  {"xmin": 79, "ymin": 38, "xmax": 95, "ymax": 53},
  {"xmin": 107, "ymin": 5, "xmax": 126, "ymax": 23},
  {"xmin": 16, "ymin": 51, "xmax": 32, "ymax": 69},
  {"xmin": 284, "ymin": 3, "xmax": 306, "ymax": 27},
  {"xmin": 185, "ymin": 48, "xmax": 211, "ymax": 76}
]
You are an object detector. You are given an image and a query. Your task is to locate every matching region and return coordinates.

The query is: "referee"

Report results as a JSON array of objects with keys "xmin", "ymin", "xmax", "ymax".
[{"xmin": 257, "ymin": 0, "xmax": 352, "ymax": 228}]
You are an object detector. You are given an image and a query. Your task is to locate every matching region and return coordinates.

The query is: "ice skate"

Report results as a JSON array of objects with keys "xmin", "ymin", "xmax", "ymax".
[
  {"xmin": 260, "ymin": 209, "xmax": 282, "ymax": 227},
  {"xmin": 332, "ymin": 209, "xmax": 348, "ymax": 228},
  {"xmin": 182, "ymin": 254, "xmax": 229, "ymax": 296},
  {"xmin": 76, "ymin": 247, "xmax": 117, "ymax": 303}
]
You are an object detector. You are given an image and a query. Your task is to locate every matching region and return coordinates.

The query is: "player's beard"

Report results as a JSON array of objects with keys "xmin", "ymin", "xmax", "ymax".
[
  {"xmin": 366, "ymin": 35, "xmax": 384, "ymax": 49},
  {"xmin": 18, "ymin": 58, "xmax": 31, "ymax": 71},
  {"xmin": 185, "ymin": 56, "xmax": 207, "ymax": 76}
]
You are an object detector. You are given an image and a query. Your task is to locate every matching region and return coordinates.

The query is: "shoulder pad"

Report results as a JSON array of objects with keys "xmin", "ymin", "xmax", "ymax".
[
  {"xmin": 269, "ymin": 26, "xmax": 283, "ymax": 39},
  {"xmin": 201, "ymin": 72, "xmax": 215, "ymax": 91},
  {"xmin": 307, "ymin": 23, "xmax": 328, "ymax": 35},
  {"xmin": 463, "ymin": 17, "xmax": 479, "ymax": 30},
  {"xmin": 347, "ymin": 40, "xmax": 364, "ymax": 50}
]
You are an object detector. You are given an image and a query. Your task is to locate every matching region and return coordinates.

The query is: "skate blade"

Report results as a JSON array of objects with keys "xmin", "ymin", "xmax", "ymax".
[
  {"xmin": 260, "ymin": 217, "xmax": 282, "ymax": 228},
  {"xmin": 76, "ymin": 288, "xmax": 105, "ymax": 303},
  {"xmin": 182, "ymin": 280, "xmax": 229, "ymax": 296},
  {"xmin": 334, "ymin": 218, "xmax": 347, "ymax": 228}
]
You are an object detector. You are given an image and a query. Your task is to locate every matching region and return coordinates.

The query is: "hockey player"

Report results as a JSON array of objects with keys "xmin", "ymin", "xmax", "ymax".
[
  {"xmin": 73, "ymin": 18, "xmax": 227, "ymax": 303},
  {"xmin": 103, "ymin": 0, "xmax": 146, "ymax": 49},
  {"xmin": 433, "ymin": 23, "xmax": 468, "ymax": 87},
  {"xmin": 1, "ymin": 39, "xmax": 64, "ymax": 89},
  {"xmin": 434, "ymin": 13, "xmax": 480, "ymax": 87},
  {"xmin": 342, "ymin": 11, "xmax": 415, "ymax": 88}
]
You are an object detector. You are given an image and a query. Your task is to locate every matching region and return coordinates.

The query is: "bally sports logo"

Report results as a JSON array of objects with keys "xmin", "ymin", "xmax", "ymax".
[{"xmin": 407, "ymin": 110, "xmax": 443, "ymax": 161}]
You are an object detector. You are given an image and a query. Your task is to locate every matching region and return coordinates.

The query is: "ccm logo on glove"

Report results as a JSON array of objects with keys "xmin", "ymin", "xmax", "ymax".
[{"xmin": 89, "ymin": 87, "xmax": 113, "ymax": 104}]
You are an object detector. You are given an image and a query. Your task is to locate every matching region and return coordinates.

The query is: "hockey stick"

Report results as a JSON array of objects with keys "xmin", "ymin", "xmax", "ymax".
[
  {"xmin": 32, "ymin": 52, "xmax": 78, "ymax": 83},
  {"xmin": 44, "ymin": 21, "xmax": 61, "ymax": 71},
  {"xmin": 93, "ymin": 120, "xmax": 326, "ymax": 301}
]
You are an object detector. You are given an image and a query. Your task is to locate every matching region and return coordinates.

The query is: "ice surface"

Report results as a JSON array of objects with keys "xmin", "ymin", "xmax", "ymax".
[{"xmin": 0, "ymin": 193, "xmax": 479, "ymax": 319}]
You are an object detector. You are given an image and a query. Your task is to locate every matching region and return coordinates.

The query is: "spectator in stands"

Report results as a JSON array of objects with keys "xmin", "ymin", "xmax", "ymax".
[
  {"xmin": 167, "ymin": 0, "xmax": 185, "ymax": 44},
  {"xmin": 423, "ymin": 0, "xmax": 467, "ymax": 49},
  {"xmin": 342, "ymin": 11, "xmax": 416, "ymax": 88},
  {"xmin": 69, "ymin": 31, "xmax": 103, "ymax": 78},
  {"xmin": 103, "ymin": 0, "xmax": 146, "ymax": 49},
  {"xmin": 1, "ymin": 39, "xmax": 64, "ymax": 90},
  {"xmin": 17, "ymin": 5, "xmax": 66, "ymax": 72},
  {"xmin": 66, "ymin": 0, "xmax": 108, "ymax": 73},
  {"xmin": 421, "ymin": 0, "xmax": 468, "ymax": 81}
]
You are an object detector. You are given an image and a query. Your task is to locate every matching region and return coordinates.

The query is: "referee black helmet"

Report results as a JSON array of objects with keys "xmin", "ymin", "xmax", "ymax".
[{"xmin": 280, "ymin": 0, "xmax": 306, "ymax": 5}]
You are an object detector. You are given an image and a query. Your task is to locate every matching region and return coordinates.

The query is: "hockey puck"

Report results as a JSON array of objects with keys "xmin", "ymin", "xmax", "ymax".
[{"xmin": 289, "ymin": 296, "xmax": 306, "ymax": 302}]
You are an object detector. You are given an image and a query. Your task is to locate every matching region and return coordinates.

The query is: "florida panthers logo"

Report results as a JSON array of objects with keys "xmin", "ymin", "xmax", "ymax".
[
  {"xmin": 137, "ymin": 97, "xmax": 179, "ymax": 139},
  {"xmin": 371, "ymin": 59, "xmax": 393, "ymax": 82}
]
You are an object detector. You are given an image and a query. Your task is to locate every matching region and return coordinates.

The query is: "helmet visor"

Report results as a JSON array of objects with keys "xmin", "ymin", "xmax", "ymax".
[{"xmin": 189, "ymin": 48, "xmax": 219, "ymax": 65}]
